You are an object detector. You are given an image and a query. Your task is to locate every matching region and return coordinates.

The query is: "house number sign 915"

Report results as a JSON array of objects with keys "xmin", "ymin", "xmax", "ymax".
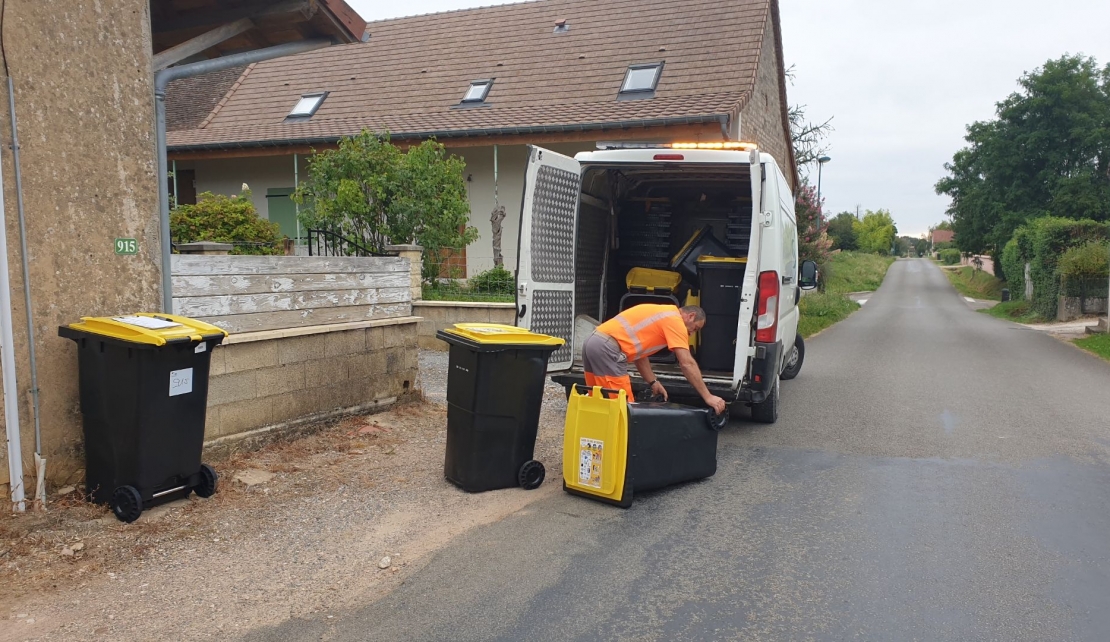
[{"xmin": 114, "ymin": 238, "xmax": 138, "ymax": 255}]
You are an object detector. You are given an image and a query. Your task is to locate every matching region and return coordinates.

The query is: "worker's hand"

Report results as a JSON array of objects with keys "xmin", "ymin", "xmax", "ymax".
[
  {"xmin": 651, "ymin": 380, "xmax": 668, "ymax": 401},
  {"xmin": 705, "ymin": 395, "xmax": 727, "ymax": 415}
]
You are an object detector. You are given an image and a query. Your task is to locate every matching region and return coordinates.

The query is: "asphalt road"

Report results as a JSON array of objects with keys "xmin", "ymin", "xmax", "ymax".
[{"xmin": 247, "ymin": 259, "xmax": 1110, "ymax": 641}]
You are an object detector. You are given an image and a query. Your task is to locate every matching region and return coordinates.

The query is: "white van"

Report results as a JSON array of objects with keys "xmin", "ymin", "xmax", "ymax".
[{"xmin": 514, "ymin": 142, "xmax": 818, "ymax": 423}]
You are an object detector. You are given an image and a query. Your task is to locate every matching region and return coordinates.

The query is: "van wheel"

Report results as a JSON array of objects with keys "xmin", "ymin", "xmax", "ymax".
[
  {"xmin": 780, "ymin": 334, "xmax": 805, "ymax": 381},
  {"xmin": 750, "ymin": 379, "xmax": 779, "ymax": 424}
]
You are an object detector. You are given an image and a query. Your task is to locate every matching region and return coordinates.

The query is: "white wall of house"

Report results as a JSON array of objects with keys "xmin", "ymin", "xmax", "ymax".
[{"xmin": 174, "ymin": 140, "xmax": 595, "ymax": 276}]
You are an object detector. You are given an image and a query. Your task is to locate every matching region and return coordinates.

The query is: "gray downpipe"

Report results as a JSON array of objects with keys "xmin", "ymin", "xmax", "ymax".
[
  {"xmin": 7, "ymin": 77, "xmax": 39, "ymax": 458},
  {"xmin": 154, "ymin": 38, "xmax": 333, "ymax": 311}
]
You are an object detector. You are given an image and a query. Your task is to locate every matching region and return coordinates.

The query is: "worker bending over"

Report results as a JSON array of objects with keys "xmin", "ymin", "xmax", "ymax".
[{"xmin": 583, "ymin": 303, "xmax": 727, "ymax": 414}]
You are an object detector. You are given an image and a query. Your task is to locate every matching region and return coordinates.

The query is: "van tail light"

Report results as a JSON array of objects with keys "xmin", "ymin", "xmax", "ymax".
[{"xmin": 755, "ymin": 270, "xmax": 779, "ymax": 343}]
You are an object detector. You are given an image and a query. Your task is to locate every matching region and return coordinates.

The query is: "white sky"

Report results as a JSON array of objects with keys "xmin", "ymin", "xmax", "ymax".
[{"xmin": 353, "ymin": 0, "xmax": 1110, "ymax": 237}]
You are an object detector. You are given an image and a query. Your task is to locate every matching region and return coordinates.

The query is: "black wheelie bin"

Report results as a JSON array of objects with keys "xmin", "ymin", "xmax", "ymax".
[
  {"xmin": 436, "ymin": 323, "xmax": 565, "ymax": 492},
  {"xmin": 562, "ymin": 385, "xmax": 727, "ymax": 508},
  {"xmin": 59, "ymin": 313, "xmax": 228, "ymax": 522}
]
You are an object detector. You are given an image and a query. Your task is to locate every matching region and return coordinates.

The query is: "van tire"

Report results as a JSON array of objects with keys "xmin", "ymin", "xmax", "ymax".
[
  {"xmin": 750, "ymin": 379, "xmax": 779, "ymax": 424},
  {"xmin": 780, "ymin": 333, "xmax": 805, "ymax": 381}
]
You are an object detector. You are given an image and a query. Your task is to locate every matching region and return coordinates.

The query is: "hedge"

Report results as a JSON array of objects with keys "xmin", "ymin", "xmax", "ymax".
[
  {"xmin": 939, "ymin": 248, "xmax": 961, "ymax": 265},
  {"xmin": 1001, "ymin": 217, "xmax": 1110, "ymax": 317}
]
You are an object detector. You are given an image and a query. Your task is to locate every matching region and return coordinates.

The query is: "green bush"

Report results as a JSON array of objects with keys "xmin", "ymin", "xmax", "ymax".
[
  {"xmin": 1058, "ymin": 240, "xmax": 1109, "ymax": 297},
  {"xmin": 1000, "ymin": 238, "xmax": 1024, "ymax": 296},
  {"xmin": 933, "ymin": 241, "xmax": 957, "ymax": 252},
  {"xmin": 939, "ymin": 248, "xmax": 962, "ymax": 265},
  {"xmin": 1025, "ymin": 217, "xmax": 1109, "ymax": 318},
  {"xmin": 468, "ymin": 265, "xmax": 515, "ymax": 296},
  {"xmin": 170, "ymin": 190, "xmax": 282, "ymax": 255}
]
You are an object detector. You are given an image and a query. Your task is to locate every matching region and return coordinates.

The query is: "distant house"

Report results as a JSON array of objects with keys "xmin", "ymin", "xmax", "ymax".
[
  {"xmin": 166, "ymin": 0, "xmax": 797, "ymax": 276},
  {"xmin": 931, "ymin": 229, "xmax": 955, "ymax": 247}
]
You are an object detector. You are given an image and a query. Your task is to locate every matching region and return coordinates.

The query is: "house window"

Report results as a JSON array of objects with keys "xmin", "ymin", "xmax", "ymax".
[
  {"xmin": 287, "ymin": 92, "xmax": 327, "ymax": 118},
  {"xmin": 620, "ymin": 63, "xmax": 663, "ymax": 96},
  {"xmin": 462, "ymin": 80, "xmax": 493, "ymax": 104}
]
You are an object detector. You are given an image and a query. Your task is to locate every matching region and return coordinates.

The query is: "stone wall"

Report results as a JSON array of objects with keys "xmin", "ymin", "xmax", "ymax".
[
  {"xmin": 1057, "ymin": 295, "xmax": 1109, "ymax": 322},
  {"xmin": 1, "ymin": 0, "xmax": 163, "ymax": 495},
  {"xmin": 204, "ymin": 319, "xmax": 418, "ymax": 449},
  {"xmin": 739, "ymin": 8, "xmax": 793, "ymax": 190},
  {"xmin": 414, "ymin": 301, "xmax": 517, "ymax": 350}
]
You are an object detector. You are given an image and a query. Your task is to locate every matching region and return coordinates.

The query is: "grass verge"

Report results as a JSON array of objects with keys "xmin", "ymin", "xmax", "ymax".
[
  {"xmin": 980, "ymin": 299, "xmax": 1045, "ymax": 323},
  {"xmin": 823, "ymin": 252, "xmax": 896, "ymax": 294},
  {"xmin": 943, "ymin": 266, "xmax": 1005, "ymax": 300},
  {"xmin": 798, "ymin": 291, "xmax": 860, "ymax": 338},
  {"xmin": 1074, "ymin": 333, "xmax": 1110, "ymax": 361}
]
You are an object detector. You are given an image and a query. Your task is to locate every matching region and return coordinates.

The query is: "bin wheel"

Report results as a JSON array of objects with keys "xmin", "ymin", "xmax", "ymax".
[
  {"xmin": 195, "ymin": 463, "xmax": 218, "ymax": 498},
  {"xmin": 110, "ymin": 486, "xmax": 143, "ymax": 523},
  {"xmin": 518, "ymin": 460, "xmax": 545, "ymax": 490}
]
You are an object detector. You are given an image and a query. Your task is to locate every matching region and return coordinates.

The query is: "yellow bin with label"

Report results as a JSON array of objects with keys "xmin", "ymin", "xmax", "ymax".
[{"xmin": 562, "ymin": 385, "xmax": 722, "ymax": 508}]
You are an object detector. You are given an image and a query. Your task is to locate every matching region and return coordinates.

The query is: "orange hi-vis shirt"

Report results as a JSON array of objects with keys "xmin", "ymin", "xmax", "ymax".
[{"xmin": 597, "ymin": 304, "xmax": 690, "ymax": 361}]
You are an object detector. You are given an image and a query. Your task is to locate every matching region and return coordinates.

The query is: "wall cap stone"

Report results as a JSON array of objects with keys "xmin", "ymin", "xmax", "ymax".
[
  {"xmin": 223, "ymin": 316, "xmax": 421, "ymax": 345},
  {"xmin": 178, "ymin": 241, "xmax": 233, "ymax": 254},
  {"xmin": 413, "ymin": 301, "xmax": 516, "ymax": 309},
  {"xmin": 385, "ymin": 244, "xmax": 423, "ymax": 252}
]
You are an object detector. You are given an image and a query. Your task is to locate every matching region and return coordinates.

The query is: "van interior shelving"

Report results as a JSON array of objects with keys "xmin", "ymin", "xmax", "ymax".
[{"xmin": 573, "ymin": 164, "xmax": 754, "ymax": 378}]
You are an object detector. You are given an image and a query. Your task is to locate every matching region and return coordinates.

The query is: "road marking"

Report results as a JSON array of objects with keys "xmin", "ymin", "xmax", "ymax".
[{"xmin": 965, "ymin": 297, "xmax": 976, "ymax": 303}]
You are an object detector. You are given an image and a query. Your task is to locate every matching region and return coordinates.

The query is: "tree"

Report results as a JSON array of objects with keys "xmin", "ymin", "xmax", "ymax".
[
  {"xmin": 826, "ymin": 212, "xmax": 858, "ymax": 251},
  {"xmin": 794, "ymin": 177, "xmax": 832, "ymax": 262},
  {"xmin": 853, "ymin": 209, "xmax": 898, "ymax": 255},
  {"xmin": 936, "ymin": 55, "xmax": 1110, "ymax": 257},
  {"xmin": 295, "ymin": 131, "xmax": 477, "ymax": 281},
  {"xmin": 934, "ymin": 220, "xmax": 954, "ymax": 232}
]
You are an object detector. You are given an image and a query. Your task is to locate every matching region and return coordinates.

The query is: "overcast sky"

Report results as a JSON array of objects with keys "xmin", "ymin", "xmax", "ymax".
[{"xmin": 354, "ymin": 0, "xmax": 1110, "ymax": 237}]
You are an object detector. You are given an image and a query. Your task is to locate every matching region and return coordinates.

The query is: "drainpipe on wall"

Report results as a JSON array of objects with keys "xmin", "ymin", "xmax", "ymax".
[
  {"xmin": 7, "ymin": 77, "xmax": 43, "ymax": 508},
  {"xmin": 0, "ymin": 116, "xmax": 25, "ymax": 512},
  {"xmin": 154, "ymin": 38, "xmax": 333, "ymax": 312}
]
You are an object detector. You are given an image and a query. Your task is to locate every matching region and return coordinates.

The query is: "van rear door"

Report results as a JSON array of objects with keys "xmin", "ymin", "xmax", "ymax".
[
  {"xmin": 515, "ymin": 145, "xmax": 581, "ymax": 371},
  {"xmin": 732, "ymin": 148, "xmax": 764, "ymax": 388}
]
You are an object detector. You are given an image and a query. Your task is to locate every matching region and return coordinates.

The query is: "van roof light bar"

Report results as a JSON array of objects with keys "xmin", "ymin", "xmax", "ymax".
[{"xmin": 595, "ymin": 141, "xmax": 758, "ymax": 151}]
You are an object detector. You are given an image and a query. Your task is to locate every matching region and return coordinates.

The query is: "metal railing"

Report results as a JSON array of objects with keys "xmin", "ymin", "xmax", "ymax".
[
  {"xmin": 1062, "ymin": 276, "xmax": 1110, "ymax": 315},
  {"xmin": 307, "ymin": 229, "xmax": 384, "ymax": 257}
]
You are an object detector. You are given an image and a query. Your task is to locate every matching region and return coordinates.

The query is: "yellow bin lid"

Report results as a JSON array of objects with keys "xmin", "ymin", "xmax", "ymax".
[
  {"xmin": 440, "ymin": 323, "xmax": 565, "ymax": 346},
  {"xmin": 625, "ymin": 267, "xmax": 682, "ymax": 292},
  {"xmin": 63, "ymin": 313, "xmax": 229, "ymax": 347},
  {"xmin": 696, "ymin": 256, "xmax": 748, "ymax": 264}
]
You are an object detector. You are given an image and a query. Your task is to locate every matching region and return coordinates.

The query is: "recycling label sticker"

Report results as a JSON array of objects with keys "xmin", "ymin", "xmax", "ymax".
[{"xmin": 578, "ymin": 438, "xmax": 604, "ymax": 489}]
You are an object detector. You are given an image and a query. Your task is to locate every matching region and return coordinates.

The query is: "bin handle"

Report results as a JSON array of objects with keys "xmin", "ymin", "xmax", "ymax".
[{"xmin": 571, "ymin": 383, "xmax": 626, "ymax": 399}]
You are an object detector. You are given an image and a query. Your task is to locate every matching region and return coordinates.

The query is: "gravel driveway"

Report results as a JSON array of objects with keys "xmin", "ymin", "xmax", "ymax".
[{"xmin": 2, "ymin": 350, "xmax": 569, "ymax": 642}]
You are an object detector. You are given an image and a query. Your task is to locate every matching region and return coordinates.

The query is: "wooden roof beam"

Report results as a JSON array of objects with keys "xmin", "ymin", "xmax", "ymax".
[{"xmin": 152, "ymin": 17, "xmax": 255, "ymax": 71}]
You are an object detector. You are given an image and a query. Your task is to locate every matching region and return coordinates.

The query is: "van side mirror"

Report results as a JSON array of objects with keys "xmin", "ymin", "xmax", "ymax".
[{"xmin": 799, "ymin": 260, "xmax": 819, "ymax": 290}]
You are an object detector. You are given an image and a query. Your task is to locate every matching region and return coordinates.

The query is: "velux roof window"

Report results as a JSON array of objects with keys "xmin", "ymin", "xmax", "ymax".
[
  {"xmin": 619, "ymin": 63, "xmax": 663, "ymax": 98},
  {"xmin": 461, "ymin": 79, "xmax": 493, "ymax": 104},
  {"xmin": 288, "ymin": 92, "xmax": 327, "ymax": 118}
]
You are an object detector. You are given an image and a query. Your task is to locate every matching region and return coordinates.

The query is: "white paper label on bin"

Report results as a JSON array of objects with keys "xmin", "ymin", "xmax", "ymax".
[
  {"xmin": 113, "ymin": 315, "xmax": 182, "ymax": 330},
  {"xmin": 578, "ymin": 438, "xmax": 604, "ymax": 489},
  {"xmin": 169, "ymin": 368, "xmax": 194, "ymax": 396},
  {"xmin": 194, "ymin": 342, "xmax": 207, "ymax": 354}
]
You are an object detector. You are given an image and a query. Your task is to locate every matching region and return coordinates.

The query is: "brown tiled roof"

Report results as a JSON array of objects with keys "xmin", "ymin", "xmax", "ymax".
[
  {"xmin": 165, "ymin": 65, "xmax": 247, "ymax": 131},
  {"xmin": 168, "ymin": 0, "xmax": 778, "ymax": 150},
  {"xmin": 932, "ymin": 229, "xmax": 955, "ymax": 244}
]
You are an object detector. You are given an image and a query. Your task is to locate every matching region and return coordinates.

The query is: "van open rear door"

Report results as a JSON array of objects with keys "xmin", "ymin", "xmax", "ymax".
[
  {"xmin": 732, "ymin": 148, "xmax": 764, "ymax": 388},
  {"xmin": 515, "ymin": 146, "xmax": 581, "ymax": 371}
]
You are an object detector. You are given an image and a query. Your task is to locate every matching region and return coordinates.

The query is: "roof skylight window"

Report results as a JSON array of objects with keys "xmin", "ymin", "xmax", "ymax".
[
  {"xmin": 620, "ymin": 63, "xmax": 663, "ymax": 96},
  {"xmin": 288, "ymin": 92, "xmax": 327, "ymax": 118},
  {"xmin": 462, "ymin": 79, "xmax": 493, "ymax": 104}
]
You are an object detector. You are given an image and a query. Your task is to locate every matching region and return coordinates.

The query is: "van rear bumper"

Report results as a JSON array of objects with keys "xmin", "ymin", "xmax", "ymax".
[{"xmin": 550, "ymin": 340, "xmax": 782, "ymax": 405}]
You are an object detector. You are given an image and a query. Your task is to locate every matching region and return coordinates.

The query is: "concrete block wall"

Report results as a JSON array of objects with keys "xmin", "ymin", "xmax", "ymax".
[
  {"xmin": 203, "ymin": 318, "xmax": 418, "ymax": 444},
  {"xmin": 414, "ymin": 301, "xmax": 517, "ymax": 350}
]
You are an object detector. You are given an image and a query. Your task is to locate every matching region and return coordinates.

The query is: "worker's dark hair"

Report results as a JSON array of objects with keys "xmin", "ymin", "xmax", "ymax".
[{"xmin": 680, "ymin": 305, "xmax": 706, "ymax": 322}]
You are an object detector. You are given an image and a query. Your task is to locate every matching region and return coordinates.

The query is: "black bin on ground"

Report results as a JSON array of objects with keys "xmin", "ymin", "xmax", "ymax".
[
  {"xmin": 696, "ymin": 257, "xmax": 747, "ymax": 372},
  {"xmin": 436, "ymin": 323, "xmax": 565, "ymax": 492},
  {"xmin": 58, "ymin": 313, "xmax": 228, "ymax": 522},
  {"xmin": 562, "ymin": 385, "xmax": 726, "ymax": 508}
]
